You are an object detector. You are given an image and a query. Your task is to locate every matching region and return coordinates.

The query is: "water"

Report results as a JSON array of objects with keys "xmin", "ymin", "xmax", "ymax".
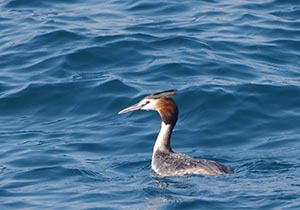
[{"xmin": 1, "ymin": 0, "xmax": 300, "ymax": 209}]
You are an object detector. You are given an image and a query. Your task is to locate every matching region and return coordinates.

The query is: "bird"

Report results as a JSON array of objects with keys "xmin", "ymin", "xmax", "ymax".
[{"xmin": 118, "ymin": 90, "xmax": 233, "ymax": 177}]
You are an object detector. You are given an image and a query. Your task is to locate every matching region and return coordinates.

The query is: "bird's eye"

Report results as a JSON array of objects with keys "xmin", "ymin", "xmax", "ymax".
[{"xmin": 143, "ymin": 101, "xmax": 150, "ymax": 106}]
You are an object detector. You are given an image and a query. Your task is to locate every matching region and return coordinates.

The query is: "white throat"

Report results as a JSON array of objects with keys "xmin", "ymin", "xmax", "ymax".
[{"xmin": 152, "ymin": 122, "xmax": 174, "ymax": 154}]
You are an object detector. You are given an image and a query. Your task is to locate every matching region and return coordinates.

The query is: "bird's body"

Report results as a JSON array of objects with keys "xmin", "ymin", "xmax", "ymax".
[
  {"xmin": 118, "ymin": 90, "xmax": 233, "ymax": 177},
  {"xmin": 152, "ymin": 151, "xmax": 232, "ymax": 176}
]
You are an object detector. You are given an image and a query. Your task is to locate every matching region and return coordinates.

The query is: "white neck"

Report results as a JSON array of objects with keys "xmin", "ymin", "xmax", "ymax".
[{"xmin": 152, "ymin": 121, "xmax": 174, "ymax": 154}]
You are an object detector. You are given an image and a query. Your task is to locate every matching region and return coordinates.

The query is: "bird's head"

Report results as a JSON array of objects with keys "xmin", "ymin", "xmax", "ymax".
[{"xmin": 118, "ymin": 90, "xmax": 178, "ymax": 124}]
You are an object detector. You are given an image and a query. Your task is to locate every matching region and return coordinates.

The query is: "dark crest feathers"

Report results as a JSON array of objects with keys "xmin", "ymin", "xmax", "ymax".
[{"xmin": 146, "ymin": 89, "xmax": 177, "ymax": 99}]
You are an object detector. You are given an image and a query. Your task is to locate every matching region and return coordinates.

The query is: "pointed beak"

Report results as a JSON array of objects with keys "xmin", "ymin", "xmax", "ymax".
[{"xmin": 118, "ymin": 103, "xmax": 142, "ymax": 114}]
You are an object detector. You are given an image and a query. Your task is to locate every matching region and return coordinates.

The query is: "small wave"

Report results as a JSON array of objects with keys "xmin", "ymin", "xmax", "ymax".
[
  {"xmin": 13, "ymin": 166, "xmax": 104, "ymax": 183},
  {"xmin": 242, "ymin": 159, "xmax": 295, "ymax": 173}
]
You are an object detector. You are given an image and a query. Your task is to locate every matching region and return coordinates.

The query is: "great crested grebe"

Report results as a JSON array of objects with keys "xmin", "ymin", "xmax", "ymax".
[{"xmin": 118, "ymin": 90, "xmax": 233, "ymax": 177}]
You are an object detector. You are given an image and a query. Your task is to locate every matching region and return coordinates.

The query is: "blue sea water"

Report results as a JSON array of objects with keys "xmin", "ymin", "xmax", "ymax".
[{"xmin": 1, "ymin": 0, "xmax": 300, "ymax": 209}]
